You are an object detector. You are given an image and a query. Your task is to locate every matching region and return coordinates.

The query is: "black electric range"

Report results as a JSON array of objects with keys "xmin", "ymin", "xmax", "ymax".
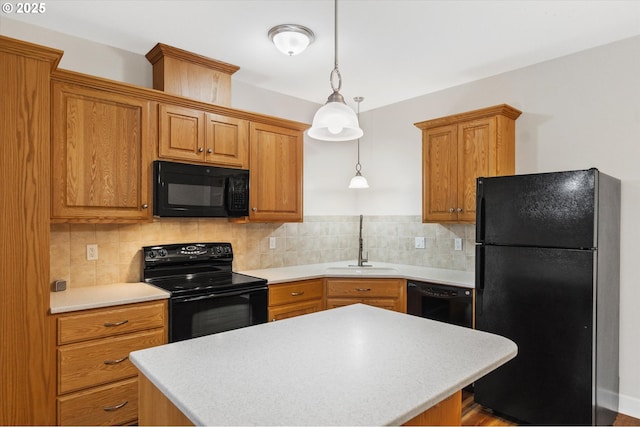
[{"xmin": 142, "ymin": 242, "xmax": 268, "ymax": 342}]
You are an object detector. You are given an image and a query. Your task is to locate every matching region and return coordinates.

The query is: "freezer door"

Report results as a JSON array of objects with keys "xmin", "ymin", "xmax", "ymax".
[
  {"xmin": 476, "ymin": 169, "xmax": 596, "ymax": 248},
  {"xmin": 475, "ymin": 245, "xmax": 595, "ymax": 425}
]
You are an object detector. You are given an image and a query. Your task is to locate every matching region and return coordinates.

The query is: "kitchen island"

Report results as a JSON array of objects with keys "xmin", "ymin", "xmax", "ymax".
[{"xmin": 130, "ymin": 304, "xmax": 516, "ymax": 425}]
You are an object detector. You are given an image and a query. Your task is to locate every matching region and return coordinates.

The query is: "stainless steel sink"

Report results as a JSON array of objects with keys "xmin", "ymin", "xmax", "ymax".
[{"xmin": 325, "ymin": 266, "xmax": 398, "ymax": 275}]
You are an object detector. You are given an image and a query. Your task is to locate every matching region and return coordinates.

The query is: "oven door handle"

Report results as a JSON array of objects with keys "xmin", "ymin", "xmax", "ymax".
[{"xmin": 173, "ymin": 287, "xmax": 267, "ymax": 304}]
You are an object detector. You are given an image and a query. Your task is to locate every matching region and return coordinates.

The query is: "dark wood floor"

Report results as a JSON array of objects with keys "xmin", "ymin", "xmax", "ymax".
[{"xmin": 461, "ymin": 392, "xmax": 640, "ymax": 426}]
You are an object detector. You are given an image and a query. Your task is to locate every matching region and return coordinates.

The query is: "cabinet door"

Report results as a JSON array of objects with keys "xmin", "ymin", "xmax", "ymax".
[
  {"xmin": 204, "ymin": 113, "xmax": 249, "ymax": 168},
  {"xmin": 158, "ymin": 104, "xmax": 205, "ymax": 162},
  {"xmin": 51, "ymin": 82, "xmax": 152, "ymax": 222},
  {"xmin": 249, "ymin": 122, "xmax": 303, "ymax": 222},
  {"xmin": 422, "ymin": 124, "xmax": 458, "ymax": 222},
  {"xmin": 457, "ymin": 118, "xmax": 494, "ymax": 223}
]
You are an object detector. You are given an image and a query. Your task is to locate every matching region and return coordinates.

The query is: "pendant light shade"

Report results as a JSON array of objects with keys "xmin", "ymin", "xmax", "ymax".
[
  {"xmin": 308, "ymin": 96, "xmax": 363, "ymax": 141},
  {"xmin": 348, "ymin": 96, "xmax": 369, "ymax": 189},
  {"xmin": 349, "ymin": 173, "xmax": 369, "ymax": 189},
  {"xmin": 307, "ymin": 0, "xmax": 362, "ymax": 142}
]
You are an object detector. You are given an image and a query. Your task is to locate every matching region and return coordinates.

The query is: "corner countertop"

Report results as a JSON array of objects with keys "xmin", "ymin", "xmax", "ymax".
[
  {"xmin": 240, "ymin": 261, "xmax": 475, "ymax": 288},
  {"xmin": 130, "ymin": 304, "xmax": 516, "ymax": 426},
  {"xmin": 50, "ymin": 282, "xmax": 170, "ymax": 314}
]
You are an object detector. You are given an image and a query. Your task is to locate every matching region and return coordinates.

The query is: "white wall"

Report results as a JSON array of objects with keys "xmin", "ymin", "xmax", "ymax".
[{"xmin": 3, "ymin": 17, "xmax": 639, "ymax": 417}]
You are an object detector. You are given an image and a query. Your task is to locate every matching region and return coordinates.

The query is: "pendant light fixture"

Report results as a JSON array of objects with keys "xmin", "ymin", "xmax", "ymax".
[
  {"xmin": 268, "ymin": 24, "xmax": 315, "ymax": 56},
  {"xmin": 348, "ymin": 97, "xmax": 369, "ymax": 189},
  {"xmin": 307, "ymin": 0, "xmax": 363, "ymax": 142}
]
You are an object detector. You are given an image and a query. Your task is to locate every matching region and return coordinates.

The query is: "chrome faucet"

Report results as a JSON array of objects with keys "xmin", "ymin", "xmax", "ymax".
[{"xmin": 355, "ymin": 214, "xmax": 371, "ymax": 267}]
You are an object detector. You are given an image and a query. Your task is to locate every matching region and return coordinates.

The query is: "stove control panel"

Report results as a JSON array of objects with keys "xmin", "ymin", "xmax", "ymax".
[{"xmin": 143, "ymin": 242, "xmax": 233, "ymax": 263}]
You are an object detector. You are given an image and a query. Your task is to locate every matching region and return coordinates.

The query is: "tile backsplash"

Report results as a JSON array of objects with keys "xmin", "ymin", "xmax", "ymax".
[{"xmin": 50, "ymin": 216, "xmax": 475, "ymax": 288}]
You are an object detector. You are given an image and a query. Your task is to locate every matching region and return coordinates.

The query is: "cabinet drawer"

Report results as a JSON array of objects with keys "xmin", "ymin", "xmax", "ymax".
[
  {"xmin": 57, "ymin": 377, "xmax": 138, "ymax": 426},
  {"xmin": 326, "ymin": 278, "xmax": 403, "ymax": 298},
  {"xmin": 57, "ymin": 301, "xmax": 166, "ymax": 345},
  {"xmin": 58, "ymin": 328, "xmax": 165, "ymax": 394},
  {"xmin": 58, "ymin": 377, "xmax": 138, "ymax": 426},
  {"xmin": 269, "ymin": 299, "xmax": 324, "ymax": 322},
  {"xmin": 269, "ymin": 279, "xmax": 324, "ymax": 306}
]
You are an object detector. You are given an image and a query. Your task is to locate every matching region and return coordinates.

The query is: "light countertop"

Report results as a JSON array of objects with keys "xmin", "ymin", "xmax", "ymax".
[
  {"xmin": 130, "ymin": 304, "xmax": 516, "ymax": 426},
  {"xmin": 240, "ymin": 261, "xmax": 475, "ymax": 288},
  {"xmin": 50, "ymin": 282, "xmax": 170, "ymax": 314}
]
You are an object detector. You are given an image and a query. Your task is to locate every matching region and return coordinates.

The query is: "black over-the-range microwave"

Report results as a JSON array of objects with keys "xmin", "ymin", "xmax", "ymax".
[{"xmin": 153, "ymin": 160, "xmax": 249, "ymax": 218}]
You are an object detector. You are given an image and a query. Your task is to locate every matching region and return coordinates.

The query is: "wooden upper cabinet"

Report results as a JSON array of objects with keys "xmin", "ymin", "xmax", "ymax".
[
  {"xmin": 158, "ymin": 104, "xmax": 249, "ymax": 168},
  {"xmin": 249, "ymin": 122, "xmax": 303, "ymax": 222},
  {"xmin": 51, "ymin": 81, "xmax": 152, "ymax": 222},
  {"xmin": 415, "ymin": 104, "xmax": 521, "ymax": 223},
  {"xmin": 158, "ymin": 104, "xmax": 205, "ymax": 162}
]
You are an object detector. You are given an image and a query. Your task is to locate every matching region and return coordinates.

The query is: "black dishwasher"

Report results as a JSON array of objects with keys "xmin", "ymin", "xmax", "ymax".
[{"xmin": 407, "ymin": 281, "xmax": 473, "ymax": 328}]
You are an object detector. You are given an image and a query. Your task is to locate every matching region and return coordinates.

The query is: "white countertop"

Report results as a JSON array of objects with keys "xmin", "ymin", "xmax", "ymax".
[
  {"xmin": 240, "ymin": 260, "xmax": 475, "ymax": 288},
  {"xmin": 130, "ymin": 304, "xmax": 516, "ymax": 426},
  {"xmin": 50, "ymin": 282, "xmax": 170, "ymax": 314}
]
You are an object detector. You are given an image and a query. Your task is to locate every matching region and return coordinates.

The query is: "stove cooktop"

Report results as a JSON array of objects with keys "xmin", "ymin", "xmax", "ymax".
[
  {"xmin": 147, "ymin": 271, "xmax": 267, "ymax": 296},
  {"xmin": 142, "ymin": 242, "xmax": 267, "ymax": 297}
]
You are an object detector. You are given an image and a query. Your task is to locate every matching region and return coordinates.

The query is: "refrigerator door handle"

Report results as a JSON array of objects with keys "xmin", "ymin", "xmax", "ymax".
[
  {"xmin": 476, "ymin": 178, "xmax": 485, "ymax": 243},
  {"xmin": 475, "ymin": 245, "xmax": 484, "ymax": 316}
]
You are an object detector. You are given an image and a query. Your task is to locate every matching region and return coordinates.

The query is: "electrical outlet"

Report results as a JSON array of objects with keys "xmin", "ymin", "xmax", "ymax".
[
  {"xmin": 269, "ymin": 237, "xmax": 276, "ymax": 249},
  {"xmin": 454, "ymin": 238, "xmax": 463, "ymax": 251},
  {"xmin": 415, "ymin": 237, "xmax": 425, "ymax": 249},
  {"xmin": 86, "ymin": 244, "xmax": 98, "ymax": 260}
]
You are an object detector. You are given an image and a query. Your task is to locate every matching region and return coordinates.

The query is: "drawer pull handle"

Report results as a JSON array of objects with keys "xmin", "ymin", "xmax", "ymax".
[
  {"xmin": 356, "ymin": 288, "xmax": 372, "ymax": 292},
  {"xmin": 104, "ymin": 356, "xmax": 128, "ymax": 365},
  {"xmin": 290, "ymin": 291, "xmax": 305, "ymax": 296},
  {"xmin": 103, "ymin": 401, "xmax": 128, "ymax": 411},
  {"xmin": 104, "ymin": 320, "xmax": 128, "ymax": 327}
]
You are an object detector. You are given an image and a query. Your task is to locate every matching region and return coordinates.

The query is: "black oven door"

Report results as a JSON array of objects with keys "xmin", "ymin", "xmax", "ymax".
[{"xmin": 169, "ymin": 286, "xmax": 268, "ymax": 342}]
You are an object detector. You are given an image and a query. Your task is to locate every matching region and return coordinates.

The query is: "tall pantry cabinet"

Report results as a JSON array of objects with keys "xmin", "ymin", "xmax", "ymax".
[{"xmin": 0, "ymin": 36, "xmax": 61, "ymax": 425}]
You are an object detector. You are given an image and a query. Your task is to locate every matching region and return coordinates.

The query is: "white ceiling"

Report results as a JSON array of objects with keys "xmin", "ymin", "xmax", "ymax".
[{"xmin": 8, "ymin": 0, "xmax": 640, "ymax": 111}]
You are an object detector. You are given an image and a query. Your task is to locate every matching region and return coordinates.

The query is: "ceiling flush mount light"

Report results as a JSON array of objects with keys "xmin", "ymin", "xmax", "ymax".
[
  {"xmin": 349, "ymin": 97, "xmax": 369, "ymax": 189},
  {"xmin": 268, "ymin": 24, "xmax": 315, "ymax": 56},
  {"xmin": 307, "ymin": 0, "xmax": 363, "ymax": 142}
]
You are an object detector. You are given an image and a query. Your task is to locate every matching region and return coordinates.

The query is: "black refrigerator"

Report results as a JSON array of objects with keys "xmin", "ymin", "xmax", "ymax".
[{"xmin": 474, "ymin": 169, "xmax": 620, "ymax": 426}]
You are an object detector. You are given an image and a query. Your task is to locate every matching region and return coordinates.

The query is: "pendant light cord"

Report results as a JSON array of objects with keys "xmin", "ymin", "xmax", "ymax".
[
  {"xmin": 330, "ymin": 0, "xmax": 342, "ymax": 93},
  {"xmin": 355, "ymin": 96, "xmax": 363, "ymax": 172}
]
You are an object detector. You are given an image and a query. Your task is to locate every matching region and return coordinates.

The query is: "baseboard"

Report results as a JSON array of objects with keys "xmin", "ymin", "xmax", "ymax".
[{"xmin": 619, "ymin": 392, "xmax": 640, "ymax": 419}]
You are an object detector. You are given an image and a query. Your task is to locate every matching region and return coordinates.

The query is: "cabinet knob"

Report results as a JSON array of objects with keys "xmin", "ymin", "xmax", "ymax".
[
  {"xmin": 457, "ymin": 208, "xmax": 462, "ymax": 213},
  {"xmin": 198, "ymin": 147, "xmax": 204, "ymax": 152},
  {"xmin": 252, "ymin": 207, "xmax": 257, "ymax": 212},
  {"xmin": 142, "ymin": 204, "xmax": 148, "ymax": 209},
  {"xmin": 207, "ymin": 148, "xmax": 213, "ymax": 153},
  {"xmin": 449, "ymin": 208, "xmax": 455, "ymax": 213}
]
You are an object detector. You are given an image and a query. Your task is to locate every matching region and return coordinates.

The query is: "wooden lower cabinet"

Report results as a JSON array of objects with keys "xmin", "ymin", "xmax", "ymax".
[
  {"xmin": 53, "ymin": 300, "xmax": 167, "ymax": 425},
  {"xmin": 326, "ymin": 278, "xmax": 407, "ymax": 313},
  {"xmin": 57, "ymin": 378, "xmax": 138, "ymax": 426},
  {"xmin": 268, "ymin": 279, "xmax": 325, "ymax": 321}
]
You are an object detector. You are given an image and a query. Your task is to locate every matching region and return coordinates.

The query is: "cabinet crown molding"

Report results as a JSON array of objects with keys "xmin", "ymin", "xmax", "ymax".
[
  {"xmin": 0, "ymin": 35, "xmax": 63, "ymax": 69},
  {"xmin": 145, "ymin": 42, "xmax": 240, "ymax": 75},
  {"xmin": 414, "ymin": 104, "xmax": 522, "ymax": 129}
]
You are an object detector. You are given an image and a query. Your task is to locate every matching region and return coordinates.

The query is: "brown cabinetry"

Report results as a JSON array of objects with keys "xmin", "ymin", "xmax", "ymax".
[
  {"xmin": 326, "ymin": 278, "xmax": 406, "ymax": 313},
  {"xmin": 1, "ymin": 35, "xmax": 62, "ymax": 426},
  {"xmin": 51, "ymin": 80, "xmax": 153, "ymax": 222},
  {"xmin": 249, "ymin": 122, "xmax": 304, "ymax": 222},
  {"xmin": 158, "ymin": 103, "xmax": 249, "ymax": 168},
  {"xmin": 415, "ymin": 104, "xmax": 521, "ymax": 223},
  {"xmin": 53, "ymin": 300, "xmax": 167, "ymax": 426},
  {"xmin": 268, "ymin": 279, "xmax": 325, "ymax": 321}
]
